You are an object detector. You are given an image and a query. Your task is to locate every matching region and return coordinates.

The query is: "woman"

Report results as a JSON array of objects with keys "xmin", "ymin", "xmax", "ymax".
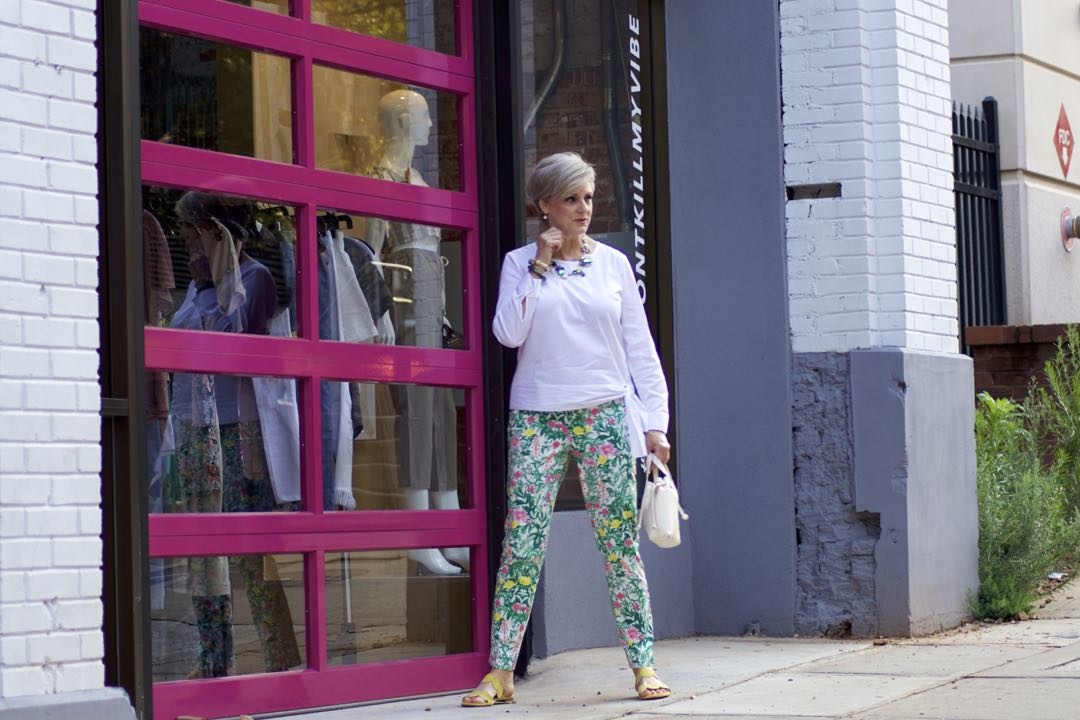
[{"xmin": 462, "ymin": 152, "xmax": 672, "ymax": 707}]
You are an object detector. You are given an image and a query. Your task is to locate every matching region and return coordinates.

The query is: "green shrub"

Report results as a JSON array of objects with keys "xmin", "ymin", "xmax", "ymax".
[{"xmin": 973, "ymin": 393, "xmax": 1078, "ymax": 620}]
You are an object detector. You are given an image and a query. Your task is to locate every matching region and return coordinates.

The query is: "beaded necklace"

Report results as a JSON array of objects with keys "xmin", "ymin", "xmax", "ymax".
[{"xmin": 551, "ymin": 238, "xmax": 594, "ymax": 279}]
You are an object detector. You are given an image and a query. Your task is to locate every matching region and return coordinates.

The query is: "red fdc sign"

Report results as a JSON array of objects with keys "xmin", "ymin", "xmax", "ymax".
[{"xmin": 1055, "ymin": 104, "xmax": 1073, "ymax": 179}]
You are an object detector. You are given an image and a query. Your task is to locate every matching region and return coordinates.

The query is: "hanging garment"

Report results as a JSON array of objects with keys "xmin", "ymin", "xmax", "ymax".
[{"xmin": 252, "ymin": 311, "xmax": 302, "ymax": 504}]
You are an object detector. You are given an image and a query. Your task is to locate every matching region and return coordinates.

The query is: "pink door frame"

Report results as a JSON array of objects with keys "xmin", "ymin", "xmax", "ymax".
[{"xmin": 139, "ymin": 2, "xmax": 489, "ymax": 718}]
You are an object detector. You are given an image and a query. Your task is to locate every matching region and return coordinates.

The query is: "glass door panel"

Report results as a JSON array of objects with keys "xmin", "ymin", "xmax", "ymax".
[
  {"xmin": 311, "ymin": 0, "xmax": 457, "ymax": 55},
  {"xmin": 325, "ymin": 547, "xmax": 472, "ymax": 666},
  {"xmin": 314, "ymin": 211, "xmax": 465, "ymax": 351},
  {"xmin": 321, "ymin": 381, "xmax": 467, "ymax": 512},
  {"xmin": 152, "ymin": 552, "xmax": 306, "ymax": 681},
  {"xmin": 140, "ymin": 28, "xmax": 294, "ymax": 162},
  {"xmin": 312, "ymin": 65, "xmax": 461, "ymax": 189}
]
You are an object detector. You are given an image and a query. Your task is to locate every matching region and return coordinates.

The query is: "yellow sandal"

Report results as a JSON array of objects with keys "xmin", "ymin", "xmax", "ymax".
[
  {"xmin": 634, "ymin": 667, "xmax": 672, "ymax": 700},
  {"xmin": 461, "ymin": 673, "xmax": 516, "ymax": 707}
]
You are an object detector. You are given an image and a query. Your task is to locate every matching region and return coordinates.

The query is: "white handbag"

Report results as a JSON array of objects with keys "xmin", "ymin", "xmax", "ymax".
[{"xmin": 639, "ymin": 453, "xmax": 689, "ymax": 549}]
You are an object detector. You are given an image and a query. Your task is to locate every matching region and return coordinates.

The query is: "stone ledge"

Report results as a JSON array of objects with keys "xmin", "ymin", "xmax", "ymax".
[{"xmin": 0, "ymin": 689, "xmax": 136, "ymax": 720}]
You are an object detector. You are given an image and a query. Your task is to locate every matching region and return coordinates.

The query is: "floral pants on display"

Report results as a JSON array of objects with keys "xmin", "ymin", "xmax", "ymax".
[{"xmin": 490, "ymin": 399, "xmax": 654, "ymax": 670}]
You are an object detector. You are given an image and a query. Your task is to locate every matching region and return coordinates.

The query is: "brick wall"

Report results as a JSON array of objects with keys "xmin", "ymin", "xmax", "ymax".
[
  {"xmin": 967, "ymin": 324, "xmax": 1067, "ymax": 402},
  {"xmin": 781, "ymin": 0, "xmax": 958, "ymax": 354},
  {"xmin": 0, "ymin": 0, "xmax": 103, "ymax": 699}
]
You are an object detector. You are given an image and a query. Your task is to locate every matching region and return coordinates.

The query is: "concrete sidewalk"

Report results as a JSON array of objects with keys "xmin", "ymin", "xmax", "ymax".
[{"xmin": 281, "ymin": 582, "xmax": 1080, "ymax": 720}]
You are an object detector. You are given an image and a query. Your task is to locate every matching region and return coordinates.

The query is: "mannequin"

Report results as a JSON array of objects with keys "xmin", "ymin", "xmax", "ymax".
[{"xmin": 372, "ymin": 89, "xmax": 466, "ymax": 575}]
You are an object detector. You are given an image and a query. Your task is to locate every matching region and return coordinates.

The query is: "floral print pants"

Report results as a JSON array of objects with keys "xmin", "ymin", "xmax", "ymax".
[{"xmin": 490, "ymin": 399, "xmax": 654, "ymax": 670}]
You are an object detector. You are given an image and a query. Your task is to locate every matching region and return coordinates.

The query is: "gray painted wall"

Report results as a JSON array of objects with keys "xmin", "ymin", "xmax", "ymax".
[
  {"xmin": 851, "ymin": 349, "xmax": 978, "ymax": 635},
  {"xmin": 666, "ymin": 0, "xmax": 795, "ymax": 635},
  {"xmin": 534, "ymin": 511, "xmax": 694, "ymax": 658},
  {"xmin": 792, "ymin": 353, "xmax": 879, "ymax": 637}
]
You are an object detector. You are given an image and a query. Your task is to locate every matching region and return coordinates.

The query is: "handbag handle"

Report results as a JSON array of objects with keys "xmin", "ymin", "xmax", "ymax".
[
  {"xmin": 642, "ymin": 453, "xmax": 688, "ymax": 519},
  {"xmin": 644, "ymin": 452, "xmax": 673, "ymax": 483}
]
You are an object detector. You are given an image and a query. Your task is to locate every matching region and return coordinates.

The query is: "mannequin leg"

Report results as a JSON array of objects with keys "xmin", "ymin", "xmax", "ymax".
[
  {"xmin": 431, "ymin": 489, "xmax": 470, "ymax": 570},
  {"xmin": 403, "ymin": 489, "xmax": 461, "ymax": 575}
]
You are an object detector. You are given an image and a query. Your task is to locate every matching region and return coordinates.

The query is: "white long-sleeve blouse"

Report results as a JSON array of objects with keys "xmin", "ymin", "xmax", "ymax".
[{"xmin": 492, "ymin": 241, "xmax": 669, "ymax": 458}]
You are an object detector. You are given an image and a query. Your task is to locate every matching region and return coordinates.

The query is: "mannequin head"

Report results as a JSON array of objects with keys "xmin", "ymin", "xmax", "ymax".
[{"xmin": 378, "ymin": 89, "xmax": 432, "ymax": 147}]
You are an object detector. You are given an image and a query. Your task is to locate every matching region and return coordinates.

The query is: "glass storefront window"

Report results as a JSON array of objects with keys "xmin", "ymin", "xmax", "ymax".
[
  {"xmin": 223, "ymin": 0, "xmax": 291, "ymax": 15},
  {"xmin": 321, "ymin": 381, "xmax": 467, "ymax": 513},
  {"xmin": 147, "ymin": 370, "xmax": 304, "ymax": 515},
  {"xmin": 152, "ymin": 553, "xmax": 306, "ymax": 682},
  {"xmin": 314, "ymin": 212, "xmax": 464, "ymax": 351},
  {"xmin": 312, "ymin": 0, "xmax": 457, "ymax": 55},
  {"xmin": 140, "ymin": 28, "xmax": 293, "ymax": 162},
  {"xmin": 142, "ymin": 187, "xmax": 298, "ymax": 337},
  {"xmin": 313, "ymin": 66, "xmax": 461, "ymax": 189},
  {"xmin": 325, "ymin": 548, "xmax": 472, "ymax": 666}
]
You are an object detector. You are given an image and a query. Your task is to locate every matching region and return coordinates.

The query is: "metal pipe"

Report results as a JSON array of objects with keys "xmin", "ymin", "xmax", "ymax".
[
  {"xmin": 1066, "ymin": 213, "xmax": 1080, "ymax": 240},
  {"xmin": 523, "ymin": 0, "xmax": 567, "ymax": 134}
]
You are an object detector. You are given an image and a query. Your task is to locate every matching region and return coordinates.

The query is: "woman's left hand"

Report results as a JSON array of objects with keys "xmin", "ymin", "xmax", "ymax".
[{"xmin": 645, "ymin": 430, "xmax": 670, "ymax": 464}]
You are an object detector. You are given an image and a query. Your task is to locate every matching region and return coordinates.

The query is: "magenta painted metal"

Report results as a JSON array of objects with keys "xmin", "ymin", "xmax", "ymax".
[
  {"xmin": 142, "ymin": 0, "xmax": 490, "ymax": 716},
  {"xmin": 155, "ymin": 652, "xmax": 489, "ymax": 720},
  {"xmin": 141, "ymin": 144, "xmax": 479, "ymax": 219},
  {"xmin": 140, "ymin": 0, "xmax": 474, "ymax": 78}
]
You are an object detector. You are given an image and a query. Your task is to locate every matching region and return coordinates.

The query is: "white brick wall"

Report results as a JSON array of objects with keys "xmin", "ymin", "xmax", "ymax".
[
  {"xmin": 0, "ymin": 0, "xmax": 102, "ymax": 699},
  {"xmin": 782, "ymin": 0, "xmax": 959, "ymax": 354}
]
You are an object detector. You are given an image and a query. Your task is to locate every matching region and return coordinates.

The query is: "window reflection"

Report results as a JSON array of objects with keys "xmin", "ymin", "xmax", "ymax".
[
  {"xmin": 151, "ymin": 553, "xmax": 305, "ymax": 681},
  {"xmin": 143, "ymin": 188, "xmax": 303, "ymax": 518},
  {"xmin": 321, "ymin": 381, "xmax": 467, "ymax": 517},
  {"xmin": 140, "ymin": 28, "xmax": 293, "ymax": 162},
  {"xmin": 314, "ymin": 212, "xmax": 464, "ymax": 350},
  {"xmin": 325, "ymin": 548, "xmax": 471, "ymax": 667},
  {"xmin": 313, "ymin": 66, "xmax": 460, "ymax": 189},
  {"xmin": 312, "ymin": 0, "xmax": 457, "ymax": 55}
]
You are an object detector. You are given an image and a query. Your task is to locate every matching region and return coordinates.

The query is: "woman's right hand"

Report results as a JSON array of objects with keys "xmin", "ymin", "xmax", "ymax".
[{"xmin": 535, "ymin": 226, "xmax": 563, "ymax": 265}]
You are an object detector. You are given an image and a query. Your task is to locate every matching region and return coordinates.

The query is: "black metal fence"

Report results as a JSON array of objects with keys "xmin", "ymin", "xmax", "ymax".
[{"xmin": 953, "ymin": 97, "xmax": 1007, "ymax": 351}]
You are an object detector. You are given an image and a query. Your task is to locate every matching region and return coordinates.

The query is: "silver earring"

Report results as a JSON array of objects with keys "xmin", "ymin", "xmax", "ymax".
[{"xmin": 540, "ymin": 213, "xmax": 548, "ymax": 222}]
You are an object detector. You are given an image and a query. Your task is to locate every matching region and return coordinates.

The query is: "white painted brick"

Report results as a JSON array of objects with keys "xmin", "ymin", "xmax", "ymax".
[
  {"xmin": 23, "ymin": 190, "xmax": 74, "ymax": 222},
  {"xmin": 25, "ymin": 569, "xmax": 83, "ymax": 600},
  {"xmin": 1, "ymin": 665, "xmax": 48, "ymax": 697},
  {"xmin": 76, "ymin": 444, "xmax": 100, "ymax": 472},
  {"xmin": 52, "ymin": 599, "xmax": 101, "ymax": 630},
  {"xmin": 51, "ymin": 536, "xmax": 100, "ymax": 567},
  {"xmin": 24, "ymin": 444, "xmax": 78, "ymax": 472},
  {"xmin": 20, "ymin": 63, "xmax": 73, "ymax": 100},
  {"xmin": 48, "ymin": 287, "xmax": 97, "ymax": 318},
  {"xmin": 1, "ymin": 539, "xmax": 51, "ymax": 570},
  {"xmin": 47, "ymin": 161, "xmax": 96, "ymax": 194},
  {"xmin": 46, "ymin": 98, "xmax": 95, "ymax": 134},
  {"xmin": 22, "ymin": 253, "xmax": 74, "ymax": 285},
  {"xmin": 77, "ymin": 506, "xmax": 99, "ymax": 535},
  {"xmin": 24, "ymin": 506, "xmax": 79, "ymax": 536},
  {"xmin": 21, "ymin": 0, "xmax": 71, "ymax": 34},
  {"xmin": 2, "ymin": 637, "xmax": 29, "ymax": 666},
  {"xmin": 27, "ymin": 633, "xmax": 85, "ymax": 664},
  {"xmin": 0, "ymin": 152, "xmax": 48, "ymax": 187},
  {"xmin": 47, "ymin": 224, "xmax": 97, "ymax": 256},
  {"xmin": 0, "ymin": 412, "xmax": 51, "ymax": 442},
  {"xmin": 0, "ymin": 347, "xmax": 53, "ymax": 378},
  {"xmin": 23, "ymin": 318, "xmax": 75, "ymax": 347},
  {"xmin": 49, "ymin": 474, "xmax": 98, "ymax": 504},
  {"xmin": 53, "ymin": 661, "xmax": 104, "ymax": 693},
  {"xmin": 49, "ymin": 349, "xmax": 97, "ymax": 378},
  {"xmin": 46, "ymin": 35, "xmax": 96, "ymax": 73},
  {"xmin": 50, "ymin": 413, "xmax": 97, "ymax": 442},
  {"xmin": 1, "ymin": 507, "xmax": 27, "ymax": 537},
  {"xmin": 78, "ymin": 568, "xmax": 101, "ymax": 598},
  {"xmin": 1, "ymin": 27, "xmax": 47, "ymax": 63}
]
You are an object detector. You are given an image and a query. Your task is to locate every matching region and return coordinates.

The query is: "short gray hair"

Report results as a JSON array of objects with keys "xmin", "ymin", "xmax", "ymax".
[{"xmin": 525, "ymin": 152, "xmax": 596, "ymax": 214}]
